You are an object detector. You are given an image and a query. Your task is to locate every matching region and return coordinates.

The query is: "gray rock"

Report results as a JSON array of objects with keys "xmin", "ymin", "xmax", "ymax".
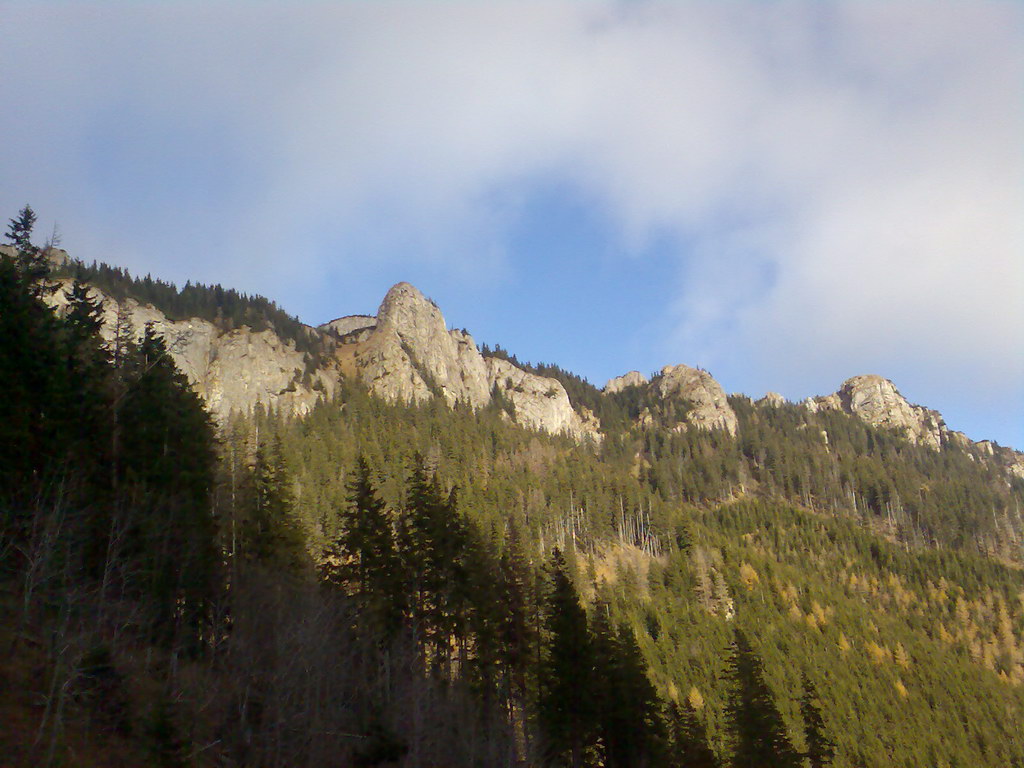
[
  {"xmin": 757, "ymin": 392, "xmax": 786, "ymax": 408},
  {"xmin": 359, "ymin": 282, "xmax": 491, "ymax": 408},
  {"xmin": 653, "ymin": 364, "xmax": 738, "ymax": 436},
  {"xmin": 836, "ymin": 375, "xmax": 945, "ymax": 450},
  {"xmin": 605, "ymin": 371, "xmax": 649, "ymax": 394},
  {"xmin": 347, "ymin": 282, "xmax": 600, "ymax": 441},
  {"xmin": 486, "ymin": 358, "xmax": 601, "ymax": 442},
  {"xmin": 320, "ymin": 314, "xmax": 376, "ymax": 338},
  {"xmin": 47, "ymin": 279, "xmax": 334, "ymax": 421}
]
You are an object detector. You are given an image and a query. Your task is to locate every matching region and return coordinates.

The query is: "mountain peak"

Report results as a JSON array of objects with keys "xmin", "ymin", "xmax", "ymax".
[{"xmin": 807, "ymin": 374, "xmax": 947, "ymax": 450}]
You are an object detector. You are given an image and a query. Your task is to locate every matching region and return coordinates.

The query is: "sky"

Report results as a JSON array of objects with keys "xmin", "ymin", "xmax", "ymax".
[{"xmin": 2, "ymin": 2, "xmax": 1022, "ymax": 449}]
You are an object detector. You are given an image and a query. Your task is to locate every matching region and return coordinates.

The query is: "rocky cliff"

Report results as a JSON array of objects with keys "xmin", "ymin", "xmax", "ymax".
[
  {"xmin": 356, "ymin": 282, "xmax": 492, "ymax": 409},
  {"xmin": 333, "ymin": 282, "xmax": 601, "ymax": 441},
  {"xmin": 487, "ymin": 358, "xmax": 601, "ymax": 442},
  {"xmin": 652, "ymin": 364, "xmax": 739, "ymax": 436},
  {"xmin": 38, "ymin": 245, "xmax": 1018, "ymax": 463},
  {"xmin": 604, "ymin": 370, "xmax": 648, "ymax": 394},
  {"xmin": 48, "ymin": 279, "xmax": 336, "ymax": 420},
  {"xmin": 805, "ymin": 375, "xmax": 946, "ymax": 450}
]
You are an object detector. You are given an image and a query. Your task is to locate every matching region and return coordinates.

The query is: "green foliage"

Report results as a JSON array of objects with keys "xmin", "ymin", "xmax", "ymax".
[
  {"xmin": 52, "ymin": 255, "xmax": 328, "ymax": 367},
  {"xmin": 801, "ymin": 673, "xmax": 836, "ymax": 768},
  {"xmin": 667, "ymin": 700, "xmax": 721, "ymax": 768},
  {"xmin": 725, "ymin": 629, "xmax": 802, "ymax": 767},
  {"xmin": 5, "ymin": 206, "xmax": 1024, "ymax": 767},
  {"xmin": 540, "ymin": 548, "xmax": 597, "ymax": 767}
]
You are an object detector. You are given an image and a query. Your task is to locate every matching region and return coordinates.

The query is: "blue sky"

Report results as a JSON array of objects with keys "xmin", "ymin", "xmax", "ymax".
[{"xmin": 2, "ymin": 2, "xmax": 1022, "ymax": 449}]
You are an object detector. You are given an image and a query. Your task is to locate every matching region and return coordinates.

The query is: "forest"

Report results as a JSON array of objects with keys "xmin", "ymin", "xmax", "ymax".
[{"xmin": 2, "ymin": 206, "xmax": 1023, "ymax": 767}]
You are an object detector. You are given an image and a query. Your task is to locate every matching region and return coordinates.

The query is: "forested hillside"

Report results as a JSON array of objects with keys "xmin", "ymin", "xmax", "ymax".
[{"xmin": 3, "ymin": 207, "xmax": 1023, "ymax": 767}]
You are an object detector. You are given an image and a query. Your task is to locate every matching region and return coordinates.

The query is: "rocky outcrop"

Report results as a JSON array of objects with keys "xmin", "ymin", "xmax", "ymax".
[
  {"xmin": 605, "ymin": 371, "xmax": 648, "ymax": 394},
  {"xmin": 335, "ymin": 282, "xmax": 601, "ymax": 440},
  {"xmin": 803, "ymin": 394, "xmax": 840, "ymax": 414},
  {"xmin": 48, "ymin": 280, "xmax": 335, "ymax": 420},
  {"xmin": 354, "ymin": 282, "xmax": 491, "ymax": 409},
  {"xmin": 757, "ymin": 392, "xmax": 786, "ymax": 408},
  {"xmin": 486, "ymin": 358, "xmax": 601, "ymax": 442},
  {"xmin": 805, "ymin": 375, "xmax": 945, "ymax": 450},
  {"xmin": 320, "ymin": 314, "xmax": 375, "ymax": 339},
  {"xmin": 652, "ymin": 364, "xmax": 738, "ymax": 436}
]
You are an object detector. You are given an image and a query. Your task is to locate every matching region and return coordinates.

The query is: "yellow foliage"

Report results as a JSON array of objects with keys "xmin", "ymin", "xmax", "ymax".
[
  {"xmin": 894, "ymin": 642, "xmax": 910, "ymax": 669},
  {"xmin": 894, "ymin": 679, "xmax": 909, "ymax": 698},
  {"xmin": 739, "ymin": 562, "xmax": 760, "ymax": 590},
  {"xmin": 935, "ymin": 622, "xmax": 954, "ymax": 645},
  {"xmin": 687, "ymin": 685, "xmax": 705, "ymax": 711},
  {"xmin": 866, "ymin": 640, "xmax": 888, "ymax": 665},
  {"xmin": 838, "ymin": 633, "xmax": 851, "ymax": 653}
]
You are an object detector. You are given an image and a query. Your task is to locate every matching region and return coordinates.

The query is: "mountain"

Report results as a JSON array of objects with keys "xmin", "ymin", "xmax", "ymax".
[
  {"xmin": 4, "ymin": 224, "xmax": 1024, "ymax": 768},
  {"xmin": 37, "ymin": 245, "xmax": 1024, "ymax": 476}
]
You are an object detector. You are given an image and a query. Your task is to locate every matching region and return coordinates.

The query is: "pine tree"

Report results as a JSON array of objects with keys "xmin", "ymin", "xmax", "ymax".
[
  {"xmin": 5, "ymin": 204, "xmax": 54, "ymax": 297},
  {"xmin": 800, "ymin": 673, "xmax": 836, "ymax": 768},
  {"xmin": 540, "ymin": 548, "xmax": 596, "ymax": 768},
  {"xmin": 497, "ymin": 518, "xmax": 535, "ymax": 703},
  {"xmin": 332, "ymin": 456, "xmax": 403, "ymax": 634},
  {"xmin": 667, "ymin": 700, "xmax": 721, "ymax": 768},
  {"xmin": 590, "ymin": 599, "xmax": 667, "ymax": 768},
  {"xmin": 400, "ymin": 459, "xmax": 471, "ymax": 667},
  {"xmin": 247, "ymin": 435, "xmax": 308, "ymax": 573},
  {"xmin": 725, "ymin": 629, "xmax": 801, "ymax": 768},
  {"xmin": 117, "ymin": 324, "xmax": 219, "ymax": 646}
]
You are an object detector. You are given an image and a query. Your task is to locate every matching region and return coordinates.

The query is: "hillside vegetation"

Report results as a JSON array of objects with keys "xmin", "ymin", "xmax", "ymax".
[{"xmin": 2, "ymin": 206, "xmax": 1023, "ymax": 767}]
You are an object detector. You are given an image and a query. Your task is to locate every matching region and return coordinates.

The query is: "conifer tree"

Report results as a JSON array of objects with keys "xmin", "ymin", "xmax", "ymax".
[
  {"xmin": 248, "ymin": 435, "xmax": 308, "ymax": 574},
  {"xmin": 540, "ymin": 548, "xmax": 596, "ymax": 768},
  {"xmin": 332, "ymin": 456, "xmax": 403, "ymax": 634},
  {"xmin": 800, "ymin": 673, "xmax": 836, "ymax": 768},
  {"xmin": 725, "ymin": 629, "xmax": 801, "ymax": 768},
  {"xmin": 590, "ymin": 598, "xmax": 667, "ymax": 768},
  {"xmin": 117, "ymin": 324, "xmax": 219, "ymax": 646},
  {"xmin": 497, "ymin": 518, "xmax": 535, "ymax": 704},
  {"xmin": 667, "ymin": 700, "xmax": 721, "ymax": 768}
]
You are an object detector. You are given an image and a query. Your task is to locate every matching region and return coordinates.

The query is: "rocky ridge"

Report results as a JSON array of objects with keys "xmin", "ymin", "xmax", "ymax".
[
  {"xmin": 604, "ymin": 370, "xmax": 648, "ymax": 394},
  {"xmin": 335, "ymin": 282, "xmax": 601, "ymax": 442},
  {"xmin": 804, "ymin": 374, "xmax": 947, "ymax": 450},
  {"xmin": 47, "ymin": 279, "xmax": 336, "ymax": 421},
  {"xmin": 40, "ymin": 249, "xmax": 603, "ymax": 440},
  {"xmin": 34, "ymin": 245, "xmax": 1020, "ymax": 464},
  {"xmin": 652, "ymin": 364, "xmax": 739, "ymax": 436}
]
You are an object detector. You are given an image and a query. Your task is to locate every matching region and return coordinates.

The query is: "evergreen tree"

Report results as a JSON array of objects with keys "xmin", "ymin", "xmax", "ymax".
[
  {"xmin": 667, "ymin": 700, "xmax": 720, "ymax": 768},
  {"xmin": 497, "ymin": 518, "xmax": 535, "ymax": 704},
  {"xmin": 590, "ymin": 599, "xmax": 667, "ymax": 768},
  {"xmin": 331, "ymin": 456, "xmax": 404, "ymax": 634},
  {"xmin": 800, "ymin": 673, "xmax": 835, "ymax": 768},
  {"xmin": 540, "ymin": 548, "xmax": 596, "ymax": 768},
  {"xmin": 400, "ymin": 459, "xmax": 470, "ymax": 666},
  {"xmin": 725, "ymin": 629, "xmax": 801, "ymax": 768},
  {"xmin": 5, "ymin": 204, "xmax": 53, "ymax": 297},
  {"xmin": 117, "ymin": 324, "xmax": 219, "ymax": 646},
  {"xmin": 248, "ymin": 435, "xmax": 308, "ymax": 574}
]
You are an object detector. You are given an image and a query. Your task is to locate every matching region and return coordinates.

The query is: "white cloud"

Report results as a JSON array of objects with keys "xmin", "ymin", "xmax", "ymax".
[{"xmin": 1, "ymin": 2, "xmax": 1021, "ymax": 439}]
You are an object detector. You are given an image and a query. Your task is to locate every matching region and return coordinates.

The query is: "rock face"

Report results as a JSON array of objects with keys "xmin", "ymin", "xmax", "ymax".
[
  {"xmin": 353, "ymin": 282, "xmax": 491, "ymax": 409},
  {"xmin": 336, "ymin": 282, "xmax": 601, "ymax": 440},
  {"xmin": 487, "ymin": 358, "xmax": 601, "ymax": 442},
  {"xmin": 652, "ymin": 364, "xmax": 738, "ymax": 436},
  {"xmin": 48, "ymin": 280, "xmax": 335, "ymax": 420},
  {"xmin": 605, "ymin": 371, "xmax": 648, "ymax": 394},
  {"xmin": 320, "ymin": 315, "xmax": 376, "ymax": 339},
  {"xmin": 806, "ymin": 375, "xmax": 946, "ymax": 450},
  {"xmin": 757, "ymin": 392, "xmax": 786, "ymax": 408}
]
